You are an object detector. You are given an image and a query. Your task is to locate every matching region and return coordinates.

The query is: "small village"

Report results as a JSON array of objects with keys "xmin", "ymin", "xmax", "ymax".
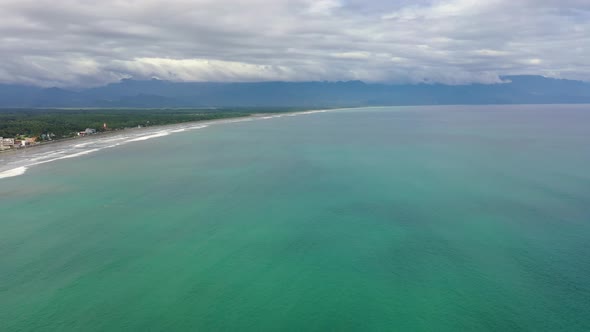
[{"xmin": 0, "ymin": 124, "xmax": 106, "ymax": 151}]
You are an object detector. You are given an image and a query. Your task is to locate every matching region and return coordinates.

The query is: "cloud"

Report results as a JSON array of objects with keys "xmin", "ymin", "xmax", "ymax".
[
  {"xmin": 108, "ymin": 58, "xmax": 306, "ymax": 82},
  {"xmin": 0, "ymin": 0, "xmax": 588, "ymax": 86},
  {"xmin": 306, "ymin": 0, "xmax": 342, "ymax": 15}
]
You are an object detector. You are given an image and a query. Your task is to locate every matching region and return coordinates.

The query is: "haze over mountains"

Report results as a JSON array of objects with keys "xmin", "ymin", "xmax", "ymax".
[{"xmin": 1, "ymin": 75, "xmax": 589, "ymax": 108}]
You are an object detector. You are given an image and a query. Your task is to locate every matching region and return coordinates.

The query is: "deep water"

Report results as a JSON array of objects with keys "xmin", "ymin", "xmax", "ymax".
[{"xmin": 1, "ymin": 105, "xmax": 589, "ymax": 331}]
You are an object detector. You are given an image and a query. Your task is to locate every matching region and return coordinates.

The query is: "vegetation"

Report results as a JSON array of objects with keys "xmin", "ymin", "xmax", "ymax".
[{"xmin": 0, "ymin": 108, "xmax": 304, "ymax": 139}]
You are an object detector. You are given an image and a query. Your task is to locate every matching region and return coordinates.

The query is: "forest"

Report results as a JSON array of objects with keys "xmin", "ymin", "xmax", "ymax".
[{"xmin": 0, "ymin": 108, "xmax": 300, "ymax": 139}]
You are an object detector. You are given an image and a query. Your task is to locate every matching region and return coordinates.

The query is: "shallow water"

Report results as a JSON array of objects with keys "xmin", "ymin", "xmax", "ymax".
[{"xmin": 1, "ymin": 105, "xmax": 589, "ymax": 331}]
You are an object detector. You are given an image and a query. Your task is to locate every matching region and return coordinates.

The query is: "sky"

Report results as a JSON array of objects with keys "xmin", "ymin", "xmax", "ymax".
[{"xmin": 0, "ymin": 0, "xmax": 588, "ymax": 87}]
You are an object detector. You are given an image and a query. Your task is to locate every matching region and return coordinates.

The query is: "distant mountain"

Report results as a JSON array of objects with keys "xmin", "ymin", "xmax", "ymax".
[{"xmin": 1, "ymin": 76, "xmax": 589, "ymax": 107}]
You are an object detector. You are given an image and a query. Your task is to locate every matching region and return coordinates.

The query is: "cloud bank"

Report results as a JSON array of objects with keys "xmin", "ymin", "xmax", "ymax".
[{"xmin": 0, "ymin": 0, "xmax": 588, "ymax": 86}]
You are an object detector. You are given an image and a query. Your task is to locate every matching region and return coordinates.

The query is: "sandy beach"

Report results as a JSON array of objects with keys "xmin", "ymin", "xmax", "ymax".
[{"xmin": 0, "ymin": 109, "xmax": 338, "ymax": 179}]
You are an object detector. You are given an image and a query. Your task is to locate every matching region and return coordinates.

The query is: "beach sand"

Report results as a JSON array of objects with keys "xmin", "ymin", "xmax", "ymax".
[{"xmin": 0, "ymin": 109, "xmax": 337, "ymax": 179}]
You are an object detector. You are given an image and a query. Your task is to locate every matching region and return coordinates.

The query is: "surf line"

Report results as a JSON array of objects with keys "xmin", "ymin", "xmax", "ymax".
[{"xmin": 0, "ymin": 108, "xmax": 341, "ymax": 180}]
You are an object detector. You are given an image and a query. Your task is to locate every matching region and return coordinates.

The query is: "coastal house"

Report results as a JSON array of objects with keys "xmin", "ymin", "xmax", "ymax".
[
  {"xmin": 1, "ymin": 137, "xmax": 15, "ymax": 146},
  {"xmin": 78, "ymin": 128, "xmax": 97, "ymax": 136},
  {"xmin": 11, "ymin": 137, "xmax": 38, "ymax": 148},
  {"xmin": 0, "ymin": 137, "xmax": 15, "ymax": 150},
  {"xmin": 40, "ymin": 133, "xmax": 56, "ymax": 141}
]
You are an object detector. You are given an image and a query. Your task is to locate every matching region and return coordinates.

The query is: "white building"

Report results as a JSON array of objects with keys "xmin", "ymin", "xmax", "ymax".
[
  {"xmin": 78, "ymin": 129, "xmax": 97, "ymax": 136},
  {"xmin": 1, "ymin": 137, "xmax": 15, "ymax": 149}
]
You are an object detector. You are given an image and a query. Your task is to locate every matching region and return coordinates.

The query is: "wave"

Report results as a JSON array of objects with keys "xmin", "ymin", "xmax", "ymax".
[
  {"xmin": 0, "ymin": 108, "xmax": 338, "ymax": 181},
  {"xmin": 188, "ymin": 124, "xmax": 209, "ymax": 130},
  {"xmin": 35, "ymin": 148, "xmax": 102, "ymax": 164},
  {"xmin": 0, "ymin": 166, "xmax": 28, "ymax": 179},
  {"xmin": 26, "ymin": 150, "xmax": 68, "ymax": 162},
  {"xmin": 128, "ymin": 131, "xmax": 170, "ymax": 142},
  {"xmin": 26, "ymin": 149, "xmax": 102, "ymax": 167}
]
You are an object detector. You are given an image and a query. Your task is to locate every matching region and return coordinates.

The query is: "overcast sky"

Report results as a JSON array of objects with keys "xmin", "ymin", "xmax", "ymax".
[{"xmin": 0, "ymin": 0, "xmax": 588, "ymax": 87}]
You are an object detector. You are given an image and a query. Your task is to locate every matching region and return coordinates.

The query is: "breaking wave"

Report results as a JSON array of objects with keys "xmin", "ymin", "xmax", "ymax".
[
  {"xmin": 0, "ymin": 166, "xmax": 28, "ymax": 179},
  {"xmin": 0, "ymin": 108, "xmax": 340, "ymax": 180},
  {"xmin": 128, "ymin": 131, "xmax": 170, "ymax": 142}
]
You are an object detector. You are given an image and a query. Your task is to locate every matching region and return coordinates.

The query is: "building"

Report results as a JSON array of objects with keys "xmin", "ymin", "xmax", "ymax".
[
  {"xmin": 10, "ymin": 137, "xmax": 38, "ymax": 148},
  {"xmin": 78, "ymin": 128, "xmax": 97, "ymax": 136},
  {"xmin": 0, "ymin": 137, "xmax": 15, "ymax": 150},
  {"xmin": 25, "ymin": 137, "xmax": 37, "ymax": 145},
  {"xmin": 1, "ymin": 138, "xmax": 15, "ymax": 145}
]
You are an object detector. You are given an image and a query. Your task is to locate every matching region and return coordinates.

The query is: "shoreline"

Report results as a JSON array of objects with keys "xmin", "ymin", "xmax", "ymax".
[
  {"xmin": 0, "ymin": 108, "xmax": 340, "ymax": 178},
  {"xmin": 0, "ymin": 114, "xmax": 255, "ymax": 156},
  {"xmin": 0, "ymin": 107, "xmax": 346, "ymax": 156},
  {"xmin": 0, "ymin": 107, "xmax": 348, "ymax": 157}
]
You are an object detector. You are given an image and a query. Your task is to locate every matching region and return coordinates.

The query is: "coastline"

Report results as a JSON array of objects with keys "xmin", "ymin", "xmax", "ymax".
[
  {"xmin": 0, "ymin": 107, "xmax": 345, "ymax": 156},
  {"xmin": 0, "ymin": 114, "xmax": 252, "ymax": 156},
  {"xmin": 0, "ymin": 108, "xmax": 340, "ymax": 179}
]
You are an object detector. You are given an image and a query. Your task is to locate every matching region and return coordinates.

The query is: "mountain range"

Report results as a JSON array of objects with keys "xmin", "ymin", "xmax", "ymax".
[{"xmin": 1, "ymin": 75, "xmax": 589, "ymax": 108}]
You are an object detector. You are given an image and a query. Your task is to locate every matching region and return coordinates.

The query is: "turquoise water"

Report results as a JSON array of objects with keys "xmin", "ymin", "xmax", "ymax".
[{"xmin": 1, "ymin": 105, "xmax": 589, "ymax": 331}]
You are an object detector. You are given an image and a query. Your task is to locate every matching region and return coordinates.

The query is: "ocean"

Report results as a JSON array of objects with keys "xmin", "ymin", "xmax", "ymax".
[{"xmin": 1, "ymin": 105, "xmax": 589, "ymax": 331}]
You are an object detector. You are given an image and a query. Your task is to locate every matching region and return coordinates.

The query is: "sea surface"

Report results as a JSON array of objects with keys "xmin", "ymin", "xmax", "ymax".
[{"xmin": 1, "ymin": 105, "xmax": 589, "ymax": 331}]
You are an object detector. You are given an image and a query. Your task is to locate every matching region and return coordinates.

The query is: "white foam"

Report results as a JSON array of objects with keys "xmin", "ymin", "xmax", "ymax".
[
  {"xmin": 26, "ymin": 150, "xmax": 68, "ymax": 162},
  {"xmin": 30, "ymin": 150, "xmax": 67, "ymax": 157},
  {"xmin": 189, "ymin": 124, "xmax": 209, "ymax": 130},
  {"xmin": 0, "ymin": 166, "xmax": 28, "ymax": 179},
  {"xmin": 128, "ymin": 131, "xmax": 170, "ymax": 142},
  {"xmin": 45, "ymin": 148, "xmax": 101, "ymax": 162},
  {"xmin": 29, "ymin": 148, "xmax": 102, "ymax": 167},
  {"xmin": 93, "ymin": 136, "xmax": 131, "ymax": 144},
  {"xmin": 0, "ymin": 108, "xmax": 341, "ymax": 181}
]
